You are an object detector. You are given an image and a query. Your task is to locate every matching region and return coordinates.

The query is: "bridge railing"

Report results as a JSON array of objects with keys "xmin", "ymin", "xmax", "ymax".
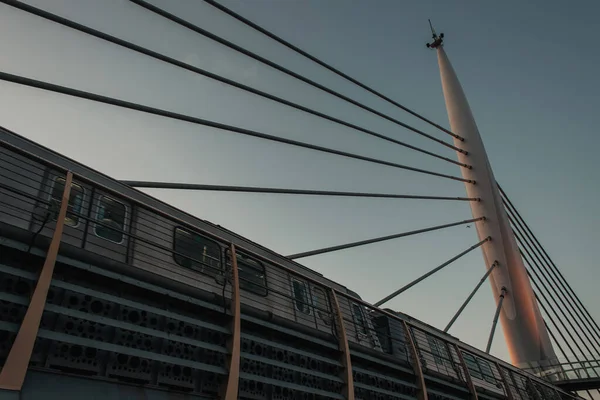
[{"xmin": 523, "ymin": 358, "xmax": 600, "ymax": 382}]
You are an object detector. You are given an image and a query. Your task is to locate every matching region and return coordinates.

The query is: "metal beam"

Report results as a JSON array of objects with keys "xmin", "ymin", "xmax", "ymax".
[
  {"xmin": 403, "ymin": 321, "xmax": 428, "ymax": 400},
  {"xmin": 0, "ymin": 171, "xmax": 73, "ymax": 391},
  {"xmin": 331, "ymin": 290, "xmax": 355, "ymax": 400},
  {"xmin": 486, "ymin": 287, "xmax": 507, "ymax": 354},
  {"xmin": 444, "ymin": 261, "xmax": 498, "ymax": 332},
  {"xmin": 289, "ymin": 217, "xmax": 484, "ymax": 260},
  {"xmin": 221, "ymin": 243, "xmax": 241, "ymax": 400},
  {"xmin": 121, "ymin": 181, "xmax": 479, "ymax": 202},
  {"xmin": 454, "ymin": 345, "xmax": 479, "ymax": 400},
  {"xmin": 375, "ymin": 236, "xmax": 490, "ymax": 307}
]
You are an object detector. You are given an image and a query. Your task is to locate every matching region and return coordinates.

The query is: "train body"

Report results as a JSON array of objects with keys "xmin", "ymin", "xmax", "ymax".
[{"xmin": 0, "ymin": 126, "xmax": 576, "ymax": 399}]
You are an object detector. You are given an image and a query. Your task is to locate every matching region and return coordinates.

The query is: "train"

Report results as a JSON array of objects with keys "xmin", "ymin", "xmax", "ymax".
[{"xmin": 0, "ymin": 125, "xmax": 576, "ymax": 399}]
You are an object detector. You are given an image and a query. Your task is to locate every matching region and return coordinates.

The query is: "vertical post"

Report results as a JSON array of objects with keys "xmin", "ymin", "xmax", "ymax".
[
  {"xmin": 221, "ymin": 243, "xmax": 241, "ymax": 400},
  {"xmin": 494, "ymin": 363, "xmax": 515, "ymax": 400},
  {"xmin": 402, "ymin": 321, "xmax": 428, "ymax": 400},
  {"xmin": 330, "ymin": 290, "xmax": 354, "ymax": 400},
  {"xmin": 453, "ymin": 345, "xmax": 478, "ymax": 400},
  {"xmin": 0, "ymin": 171, "xmax": 73, "ymax": 391}
]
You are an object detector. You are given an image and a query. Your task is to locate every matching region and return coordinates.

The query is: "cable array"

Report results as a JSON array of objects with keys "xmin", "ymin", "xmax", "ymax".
[
  {"xmin": 129, "ymin": 0, "xmax": 466, "ymax": 152},
  {"xmin": 0, "ymin": 71, "xmax": 471, "ymax": 184},
  {"xmin": 200, "ymin": 0, "xmax": 464, "ymax": 141},
  {"xmin": 0, "ymin": 0, "xmax": 470, "ymax": 168},
  {"xmin": 500, "ymin": 185, "xmax": 600, "ymax": 398}
]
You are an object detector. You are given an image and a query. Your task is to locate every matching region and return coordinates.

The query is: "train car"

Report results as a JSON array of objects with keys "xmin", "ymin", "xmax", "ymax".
[{"xmin": 0, "ymin": 126, "xmax": 577, "ymax": 400}]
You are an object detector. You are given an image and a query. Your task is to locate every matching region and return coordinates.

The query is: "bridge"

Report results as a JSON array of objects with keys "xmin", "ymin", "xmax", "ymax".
[{"xmin": 0, "ymin": 1, "xmax": 598, "ymax": 399}]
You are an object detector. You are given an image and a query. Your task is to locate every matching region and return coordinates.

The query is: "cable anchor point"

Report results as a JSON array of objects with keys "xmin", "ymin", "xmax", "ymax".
[{"xmin": 426, "ymin": 19, "xmax": 444, "ymax": 49}]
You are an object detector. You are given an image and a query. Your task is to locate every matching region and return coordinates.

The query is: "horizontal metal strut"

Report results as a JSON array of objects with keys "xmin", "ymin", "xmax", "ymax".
[
  {"xmin": 130, "ymin": 0, "xmax": 467, "ymax": 151},
  {"xmin": 0, "ymin": 0, "xmax": 470, "ymax": 168},
  {"xmin": 0, "ymin": 71, "xmax": 473, "ymax": 184},
  {"xmin": 374, "ymin": 236, "xmax": 491, "ymax": 307},
  {"xmin": 200, "ymin": 0, "xmax": 465, "ymax": 142},
  {"xmin": 122, "ymin": 181, "xmax": 480, "ymax": 202},
  {"xmin": 288, "ymin": 217, "xmax": 485, "ymax": 260}
]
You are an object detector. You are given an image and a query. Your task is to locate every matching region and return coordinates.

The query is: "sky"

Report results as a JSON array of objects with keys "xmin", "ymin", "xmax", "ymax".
[{"xmin": 0, "ymin": 0, "xmax": 599, "ymax": 367}]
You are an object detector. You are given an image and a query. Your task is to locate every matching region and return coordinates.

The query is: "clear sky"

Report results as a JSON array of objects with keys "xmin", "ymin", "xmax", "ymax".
[{"xmin": 0, "ymin": 0, "xmax": 598, "ymax": 365}]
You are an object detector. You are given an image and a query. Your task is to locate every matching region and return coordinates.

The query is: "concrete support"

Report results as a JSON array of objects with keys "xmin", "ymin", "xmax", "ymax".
[
  {"xmin": 0, "ymin": 171, "xmax": 73, "ymax": 391},
  {"xmin": 437, "ymin": 46, "xmax": 556, "ymax": 367}
]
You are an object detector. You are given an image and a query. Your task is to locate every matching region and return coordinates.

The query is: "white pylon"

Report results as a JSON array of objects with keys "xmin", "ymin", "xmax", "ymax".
[{"xmin": 433, "ymin": 38, "xmax": 557, "ymax": 367}]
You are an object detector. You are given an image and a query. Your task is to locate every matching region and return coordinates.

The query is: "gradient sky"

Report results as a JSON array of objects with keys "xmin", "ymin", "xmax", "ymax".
[{"xmin": 0, "ymin": 0, "xmax": 598, "ymax": 365}]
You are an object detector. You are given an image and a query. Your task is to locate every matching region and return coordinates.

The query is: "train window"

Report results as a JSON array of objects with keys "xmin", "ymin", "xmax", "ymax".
[
  {"xmin": 462, "ymin": 353, "xmax": 484, "ymax": 380},
  {"xmin": 478, "ymin": 358, "xmax": 496, "ymax": 384},
  {"xmin": 427, "ymin": 335, "xmax": 451, "ymax": 366},
  {"xmin": 462, "ymin": 352, "xmax": 497, "ymax": 384},
  {"xmin": 94, "ymin": 195, "xmax": 127, "ymax": 243},
  {"xmin": 173, "ymin": 227, "xmax": 221, "ymax": 276},
  {"xmin": 291, "ymin": 278, "xmax": 311, "ymax": 315},
  {"xmin": 50, "ymin": 177, "xmax": 84, "ymax": 227},
  {"xmin": 233, "ymin": 253, "xmax": 267, "ymax": 296},
  {"xmin": 312, "ymin": 287, "xmax": 331, "ymax": 326},
  {"xmin": 352, "ymin": 303, "xmax": 368, "ymax": 335}
]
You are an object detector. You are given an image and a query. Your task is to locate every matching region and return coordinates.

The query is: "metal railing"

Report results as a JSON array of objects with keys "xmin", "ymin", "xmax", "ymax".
[{"xmin": 523, "ymin": 358, "xmax": 600, "ymax": 382}]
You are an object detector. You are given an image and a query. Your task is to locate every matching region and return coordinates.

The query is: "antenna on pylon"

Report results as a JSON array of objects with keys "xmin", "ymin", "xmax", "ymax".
[{"xmin": 426, "ymin": 19, "xmax": 444, "ymax": 49}]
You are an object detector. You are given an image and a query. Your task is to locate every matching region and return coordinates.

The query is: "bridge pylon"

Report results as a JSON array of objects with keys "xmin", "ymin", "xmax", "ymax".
[{"xmin": 433, "ymin": 35, "xmax": 558, "ymax": 368}]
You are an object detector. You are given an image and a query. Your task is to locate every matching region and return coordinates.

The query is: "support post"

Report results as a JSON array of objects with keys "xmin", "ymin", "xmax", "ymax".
[
  {"xmin": 494, "ymin": 363, "xmax": 515, "ymax": 400},
  {"xmin": 330, "ymin": 290, "xmax": 354, "ymax": 400},
  {"xmin": 0, "ymin": 171, "xmax": 73, "ymax": 391},
  {"xmin": 453, "ymin": 345, "xmax": 478, "ymax": 400},
  {"xmin": 221, "ymin": 243, "xmax": 241, "ymax": 400},
  {"xmin": 403, "ymin": 321, "xmax": 428, "ymax": 400}
]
